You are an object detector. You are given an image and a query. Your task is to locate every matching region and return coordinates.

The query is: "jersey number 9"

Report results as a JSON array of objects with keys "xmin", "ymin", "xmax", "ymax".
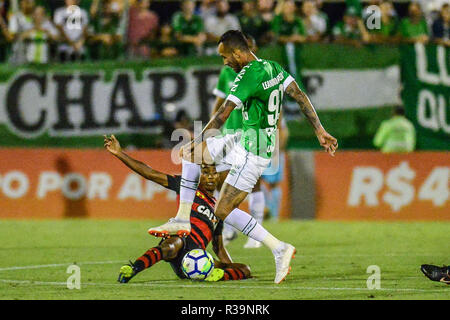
[{"xmin": 268, "ymin": 84, "xmax": 283, "ymax": 126}]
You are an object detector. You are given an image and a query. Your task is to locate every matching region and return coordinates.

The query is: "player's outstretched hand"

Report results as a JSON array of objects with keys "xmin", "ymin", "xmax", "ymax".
[
  {"xmin": 104, "ymin": 134, "xmax": 122, "ymax": 156},
  {"xmin": 179, "ymin": 140, "xmax": 196, "ymax": 159},
  {"xmin": 315, "ymin": 128, "xmax": 338, "ymax": 157}
]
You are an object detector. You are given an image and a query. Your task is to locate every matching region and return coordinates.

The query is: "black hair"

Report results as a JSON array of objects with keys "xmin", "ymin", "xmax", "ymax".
[
  {"xmin": 218, "ymin": 30, "xmax": 250, "ymax": 51},
  {"xmin": 243, "ymin": 33, "xmax": 256, "ymax": 48},
  {"xmin": 394, "ymin": 105, "xmax": 405, "ymax": 116},
  {"xmin": 175, "ymin": 109, "xmax": 189, "ymax": 122}
]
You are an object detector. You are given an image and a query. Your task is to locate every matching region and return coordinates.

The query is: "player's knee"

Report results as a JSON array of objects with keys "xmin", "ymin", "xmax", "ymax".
[{"xmin": 160, "ymin": 237, "xmax": 183, "ymax": 261}]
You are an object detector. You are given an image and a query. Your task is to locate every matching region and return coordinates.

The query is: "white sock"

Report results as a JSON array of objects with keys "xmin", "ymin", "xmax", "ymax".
[
  {"xmin": 261, "ymin": 233, "xmax": 284, "ymax": 252},
  {"xmin": 249, "ymin": 191, "xmax": 265, "ymax": 224},
  {"xmin": 222, "ymin": 222, "xmax": 237, "ymax": 237},
  {"xmin": 175, "ymin": 159, "xmax": 200, "ymax": 221},
  {"xmin": 224, "ymin": 208, "xmax": 283, "ymax": 251},
  {"xmin": 175, "ymin": 202, "xmax": 193, "ymax": 221}
]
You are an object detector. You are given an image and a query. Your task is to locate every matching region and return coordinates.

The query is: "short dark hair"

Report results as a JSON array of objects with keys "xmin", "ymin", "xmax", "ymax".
[
  {"xmin": 218, "ymin": 30, "xmax": 250, "ymax": 51},
  {"xmin": 175, "ymin": 109, "xmax": 189, "ymax": 122},
  {"xmin": 244, "ymin": 33, "xmax": 256, "ymax": 48},
  {"xmin": 394, "ymin": 105, "xmax": 405, "ymax": 116}
]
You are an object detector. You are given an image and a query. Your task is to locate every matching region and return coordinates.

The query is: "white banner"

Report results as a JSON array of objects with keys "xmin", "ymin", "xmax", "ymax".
[
  {"xmin": 303, "ymin": 66, "xmax": 401, "ymax": 110},
  {"xmin": 0, "ymin": 67, "xmax": 220, "ymax": 138}
]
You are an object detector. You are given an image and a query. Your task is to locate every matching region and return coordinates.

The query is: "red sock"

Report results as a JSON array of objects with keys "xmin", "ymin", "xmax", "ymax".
[
  {"xmin": 222, "ymin": 268, "xmax": 248, "ymax": 281},
  {"xmin": 134, "ymin": 247, "xmax": 163, "ymax": 272}
]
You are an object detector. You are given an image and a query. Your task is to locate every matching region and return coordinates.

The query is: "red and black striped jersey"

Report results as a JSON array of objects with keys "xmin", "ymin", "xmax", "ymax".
[{"xmin": 166, "ymin": 175, "xmax": 223, "ymax": 250}]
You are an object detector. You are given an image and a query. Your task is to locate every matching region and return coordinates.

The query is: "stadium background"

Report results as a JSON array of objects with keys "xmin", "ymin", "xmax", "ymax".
[
  {"xmin": 0, "ymin": 0, "xmax": 447, "ymax": 221},
  {"xmin": 0, "ymin": 0, "xmax": 448, "ymax": 301}
]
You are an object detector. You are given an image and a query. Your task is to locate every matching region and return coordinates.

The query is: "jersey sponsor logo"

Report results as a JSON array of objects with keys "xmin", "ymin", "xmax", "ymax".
[
  {"xmin": 191, "ymin": 200, "xmax": 218, "ymax": 225},
  {"xmin": 197, "ymin": 205, "xmax": 217, "ymax": 222},
  {"xmin": 262, "ymin": 72, "xmax": 284, "ymax": 90}
]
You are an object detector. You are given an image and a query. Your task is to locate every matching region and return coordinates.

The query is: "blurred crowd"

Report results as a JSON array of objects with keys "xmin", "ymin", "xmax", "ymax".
[{"xmin": 0, "ymin": 0, "xmax": 449, "ymax": 64}]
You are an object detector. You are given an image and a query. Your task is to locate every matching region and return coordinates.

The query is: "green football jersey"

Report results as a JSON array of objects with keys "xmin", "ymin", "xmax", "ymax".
[
  {"xmin": 171, "ymin": 12, "xmax": 204, "ymax": 36},
  {"xmin": 271, "ymin": 14, "xmax": 306, "ymax": 37},
  {"xmin": 399, "ymin": 18, "xmax": 428, "ymax": 39},
  {"xmin": 213, "ymin": 66, "xmax": 243, "ymax": 134},
  {"xmin": 171, "ymin": 12, "xmax": 204, "ymax": 55},
  {"xmin": 368, "ymin": 18, "xmax": 398, "ymax": 36},
  {"xmin": 373, "ymin": 116, "xmax": 416, "ymax": 153},
  {"xmin": 227, "ymin": 58, "xmax": 294, "ymax": 159}
]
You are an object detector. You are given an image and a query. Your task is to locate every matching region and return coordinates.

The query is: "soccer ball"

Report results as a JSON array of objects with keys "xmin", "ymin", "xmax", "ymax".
[{"xmin": 181, "ymin": 249, "xmax": 214, "ymax": 280}]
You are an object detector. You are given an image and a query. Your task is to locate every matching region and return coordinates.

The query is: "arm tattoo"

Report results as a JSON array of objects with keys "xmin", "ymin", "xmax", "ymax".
[
  {"xmin": 207, "ymin": 100, "xmax": 235, "ymax": 130},
  {"xmin": 286, "ymin": 82, "xmax": 323, "ymax": 132},
  {"xmin": 192, "ymin": 100, "xmax": 235, "ymax": 146},
  {"xmin": 209, "ymin": 103, "xmax": 227, "ymax": 129}
]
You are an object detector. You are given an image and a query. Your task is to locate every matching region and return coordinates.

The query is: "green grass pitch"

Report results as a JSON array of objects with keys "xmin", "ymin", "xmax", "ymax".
[{"xmin": 0, "ymin": 219, "xmax": 448, "ymax": 300}]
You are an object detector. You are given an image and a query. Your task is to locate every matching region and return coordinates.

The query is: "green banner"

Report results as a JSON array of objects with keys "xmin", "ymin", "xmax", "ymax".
[
  {"xmin": 0, "ymin": 44, "xmax": 446, "ymax": 150},
  {"xmin": 284, "ymin": 44, "xmax": 400, "ymax": 150},
  {"xmin": 0, "ymin": 47, "xmax": 282, "ymax": 149},
  {"xmin": 400, "ymin": 44, "xmax": 450, "ymax": 150}
]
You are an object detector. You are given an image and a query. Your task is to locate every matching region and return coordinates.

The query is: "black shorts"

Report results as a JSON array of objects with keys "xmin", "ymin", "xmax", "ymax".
[{"xmin": 159, "ymin": 235, "xmax": 202, "ymax": 279}]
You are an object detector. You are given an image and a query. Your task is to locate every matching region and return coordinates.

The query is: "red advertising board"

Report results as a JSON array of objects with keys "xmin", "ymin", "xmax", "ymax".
[
  {"xmin": 0, "ymin": 149, "xmax": 181, "ymax": 219},
  {"xmin": 0, "ymin": 148, "xmax": 291, "ymax": 220},
  {"xmin": 315, "ymin": 152, "xmax": 449, "ymax": 220}
]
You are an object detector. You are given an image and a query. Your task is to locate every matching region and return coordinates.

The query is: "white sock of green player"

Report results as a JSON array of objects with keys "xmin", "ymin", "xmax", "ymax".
[
  {"xmin": 249, "ymin": 191, "xmax": 265, "ymax": 225},
  {"xmin": 176, "ymin": 159, "xmax": 200, "ymax": 221},
  {"xmin": 224, "ymin": 208, "xmax": 283, "ymax": 252}
]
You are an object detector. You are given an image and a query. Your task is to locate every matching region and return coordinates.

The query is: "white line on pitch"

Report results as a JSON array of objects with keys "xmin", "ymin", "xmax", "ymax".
[
  {"xmin": 0, "ymin": 261, "xmax": 445, "ymax": 294},
  {"xmin": 0, "ymin": 260, "xmax": 123, "ymax": 272},
  {"xmin": 231, "ymin": 253, "xmax": 443, "ymax": 258},
  {"xmin": 0, "ymin": 278, "xmax": 446, "ymax": 293},
  {"xmin": 0, "ymin": 252, "xmax": 443, "ymax": 272}
]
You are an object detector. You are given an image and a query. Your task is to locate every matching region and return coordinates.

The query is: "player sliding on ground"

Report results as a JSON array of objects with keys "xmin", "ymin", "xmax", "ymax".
[
  {"xmin": 149, "ymin": 30, "xmax": 338, "ymax": 284},
  {"xmin": 104, "ymin": 135, "xmax": 251, "ymax": 283}
]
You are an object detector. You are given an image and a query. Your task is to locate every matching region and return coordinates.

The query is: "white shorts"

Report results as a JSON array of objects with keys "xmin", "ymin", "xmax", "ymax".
[{"xmin": 206, "ymin": 133, "xmax": 271, "ymax": 193}]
